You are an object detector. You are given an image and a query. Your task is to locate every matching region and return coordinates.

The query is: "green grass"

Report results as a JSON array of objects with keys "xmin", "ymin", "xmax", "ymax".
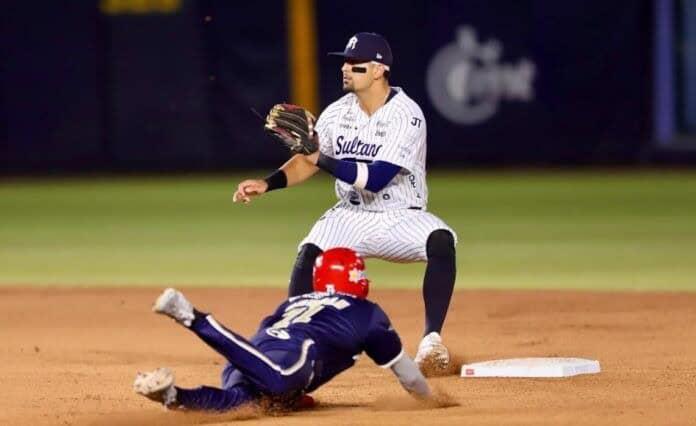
[{"xmin": 1, "ymin": 171, "xmax": 695, "ymax": 290}]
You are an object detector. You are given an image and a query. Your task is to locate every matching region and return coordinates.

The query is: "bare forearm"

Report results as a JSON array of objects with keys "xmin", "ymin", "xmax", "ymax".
[
  {"xmin": 279, "ymin": 154, "xmax": 320, "ymax": 187},
  {"xmin": 233, "ymin": 152, "xmax": 318, "ymax": 204}
]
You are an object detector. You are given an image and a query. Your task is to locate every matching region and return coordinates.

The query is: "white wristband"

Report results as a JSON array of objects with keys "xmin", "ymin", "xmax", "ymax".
[{"xmin": 354, "ymin": 163, "xmax": 369, "ymax": 189}]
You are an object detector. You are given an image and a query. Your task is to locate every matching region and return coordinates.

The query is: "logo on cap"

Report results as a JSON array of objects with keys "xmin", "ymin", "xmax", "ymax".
[{"xmin": 328, "ymin": 32, "xmax": 393, "ymax": 67}]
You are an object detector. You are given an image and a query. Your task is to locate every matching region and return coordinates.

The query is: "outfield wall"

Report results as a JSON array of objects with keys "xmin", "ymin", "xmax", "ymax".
[{"xmin": 0, "ymin": 1, "xmax": 662, "ymax": 172}]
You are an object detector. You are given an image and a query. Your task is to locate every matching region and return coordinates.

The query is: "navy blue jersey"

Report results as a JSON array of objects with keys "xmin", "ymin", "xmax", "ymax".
[{"xmin": 248, "ymin": 292, "xmax": 402, "ymax": 392}]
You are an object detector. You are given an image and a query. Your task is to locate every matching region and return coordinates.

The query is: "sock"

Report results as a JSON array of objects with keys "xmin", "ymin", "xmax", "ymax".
[
  {"xmin": 422, "ymin": 230, "xmax": 456, "ymax": 335},
  {"xmin": 175, "ymin": 384, "xmax": 256, "ymax": 411},
  {"xmin": 288, "ymin": 244, "xmax": 322, "ymax": 297}
]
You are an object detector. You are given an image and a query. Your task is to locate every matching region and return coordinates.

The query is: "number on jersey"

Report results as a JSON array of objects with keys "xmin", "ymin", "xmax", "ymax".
[{"xmin": 266, "ymin": 296, "xmax": 351, "ymax": 339}]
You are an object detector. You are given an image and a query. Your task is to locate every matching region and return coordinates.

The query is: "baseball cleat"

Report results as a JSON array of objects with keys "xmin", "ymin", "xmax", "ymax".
[
  {"xmin": 153, "ymin": 288, "xmax": 195, "ymax": 327},
  {"xmin": 133, "ymin": 367, "xmax": 178, "ymax": 407},
  {"xmin": 414, "ymin": 332, "xmax": 450, "ymax": 375}
]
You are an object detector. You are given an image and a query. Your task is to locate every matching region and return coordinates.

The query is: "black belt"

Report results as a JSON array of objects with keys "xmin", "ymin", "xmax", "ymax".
[{"xmin": 408, "ymin": 206, "xmax": 422, "ymax": 210}]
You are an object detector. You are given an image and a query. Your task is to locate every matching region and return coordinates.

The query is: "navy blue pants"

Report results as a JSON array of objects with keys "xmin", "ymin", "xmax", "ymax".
[{"xmin": 174, "ymin": 314, "xmax": 315, "ymax": 411}]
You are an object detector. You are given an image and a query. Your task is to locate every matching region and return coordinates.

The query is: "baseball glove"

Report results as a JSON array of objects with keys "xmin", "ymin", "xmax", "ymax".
[{"xmin": 264, "ymin": 103, "xmax": 319, "ymax": 155}]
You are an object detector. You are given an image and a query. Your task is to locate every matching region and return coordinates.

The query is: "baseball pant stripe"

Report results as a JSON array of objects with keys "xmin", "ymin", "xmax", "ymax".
[
  {"xmin": 187, "ymin": 314, "xmax": 315, "ymax": 395},
  {"xmin": 206, "ymin": 316, "xmax": 314, "ymax": 376}
]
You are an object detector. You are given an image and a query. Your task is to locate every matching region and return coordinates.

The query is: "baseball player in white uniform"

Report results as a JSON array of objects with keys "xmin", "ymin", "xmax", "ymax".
[{"xmin": 234, "ymin": 32, "xmax": 457, "ymax": 372}]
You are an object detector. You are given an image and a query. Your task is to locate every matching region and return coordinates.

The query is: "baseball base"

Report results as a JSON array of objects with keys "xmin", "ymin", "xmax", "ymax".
[{"xmin": 460, "ymin": 357, "xmax": 601, "ymax": 378}]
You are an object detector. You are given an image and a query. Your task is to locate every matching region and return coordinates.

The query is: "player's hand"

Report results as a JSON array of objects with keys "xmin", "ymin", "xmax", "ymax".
[
  {"xmin": 233, "ymin": 179, "xmax": 268, "ymax": 204},
  {"xmin": 305, "ymin": 151, "xmax": 320, "ymax": 165}
]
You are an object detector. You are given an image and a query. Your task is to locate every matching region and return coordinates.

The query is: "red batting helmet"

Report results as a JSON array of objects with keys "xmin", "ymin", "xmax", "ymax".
[{"xmin": 313, "ymin": 247, "xmax": 370, "ymax": 299}]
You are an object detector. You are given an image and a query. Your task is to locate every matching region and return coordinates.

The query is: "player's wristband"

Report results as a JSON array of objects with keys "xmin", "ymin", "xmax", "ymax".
[{"xmin": 263, "ymin": 169, "xmax": 288, "ymax": 192}]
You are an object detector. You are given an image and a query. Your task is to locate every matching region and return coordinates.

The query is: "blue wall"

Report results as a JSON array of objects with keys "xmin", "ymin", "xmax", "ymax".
[{"xmin": 1, "ymin": 0, "xmax": 654, "ymax": 173}]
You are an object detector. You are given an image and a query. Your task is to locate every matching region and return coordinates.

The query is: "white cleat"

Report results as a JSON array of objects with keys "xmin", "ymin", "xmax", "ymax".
[
  {"xmin": 133, "ymin": 367, "xmax": 178, "ymax": 407},
  {"xmin": 414, "ymin": 332, "xmax": 450, "ymax": 375},
  {"xmin": 153, "ymin": 288, "xmax": 195, "ymax": 327}
]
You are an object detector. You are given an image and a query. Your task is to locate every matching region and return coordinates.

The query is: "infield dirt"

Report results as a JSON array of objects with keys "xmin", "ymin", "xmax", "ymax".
[{"xmin": 1, "ymin": 288, "xmax": 694, "ymax": 425}]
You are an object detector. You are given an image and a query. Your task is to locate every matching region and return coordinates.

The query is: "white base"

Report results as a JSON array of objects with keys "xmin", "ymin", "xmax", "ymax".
[{"xmin": 460, "ymin": 357, "xmax": 600, "ymax": 378}]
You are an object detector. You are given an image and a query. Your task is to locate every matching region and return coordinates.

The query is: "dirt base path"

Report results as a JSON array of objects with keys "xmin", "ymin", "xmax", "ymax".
[{"xmin": 1, "ymin": 288, "xmax": 695, "ymax": 425}]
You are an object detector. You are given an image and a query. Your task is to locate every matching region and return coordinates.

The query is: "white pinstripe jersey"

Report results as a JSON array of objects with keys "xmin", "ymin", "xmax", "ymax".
[{"xmin": 315, "ymin": 87, "xmax": 428, "ymax": 212}]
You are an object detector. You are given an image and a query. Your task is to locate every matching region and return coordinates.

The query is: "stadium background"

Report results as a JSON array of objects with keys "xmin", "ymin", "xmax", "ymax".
[
  {"xmin": 1, "ymin": 1, "xmax": 696, "ymax": 425},
  {"xmin": 4, "ymin": 0, "xmax": 695, "ymax": 174}
]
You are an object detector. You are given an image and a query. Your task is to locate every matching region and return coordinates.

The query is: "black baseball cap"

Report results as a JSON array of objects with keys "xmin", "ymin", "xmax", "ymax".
[{"xmin": 328, "ymin": 32, "xmax": 393, "ymax": 68}]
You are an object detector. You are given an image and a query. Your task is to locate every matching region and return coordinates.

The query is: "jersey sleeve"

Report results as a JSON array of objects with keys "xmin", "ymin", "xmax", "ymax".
[
  {"xmin": 374, "ymin": 111, "xmax": 425, "ymax": 172},
  {"xmin": 364, "ymin": 304, "xmax": 403, "ymax": 368}
]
